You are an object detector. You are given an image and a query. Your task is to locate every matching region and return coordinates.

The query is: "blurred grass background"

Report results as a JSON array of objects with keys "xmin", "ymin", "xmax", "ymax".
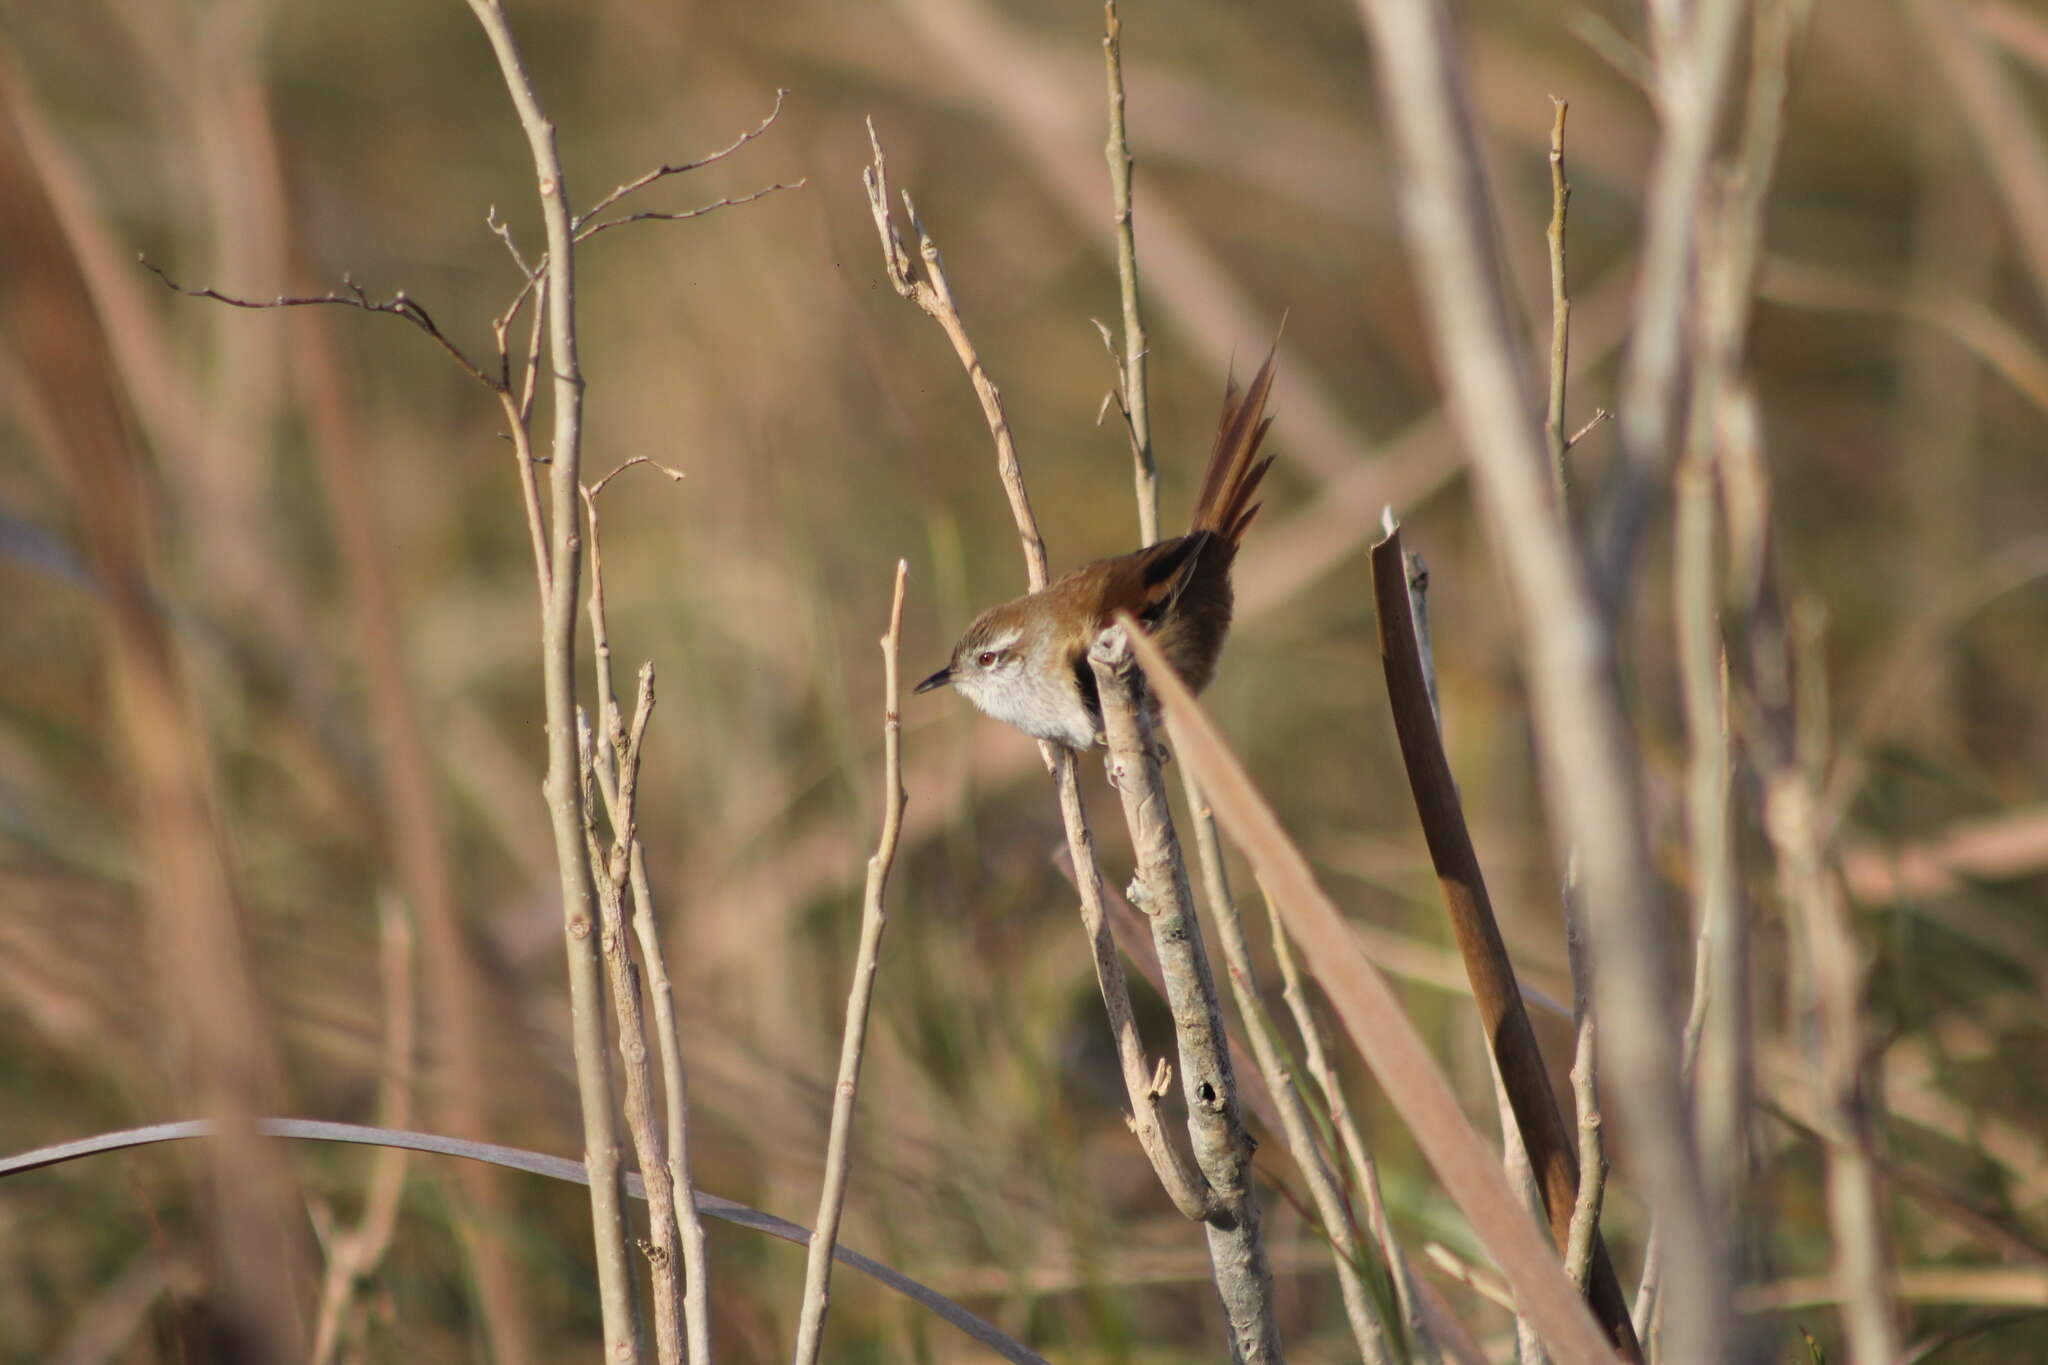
[{"xmin": 2, "ymin": 0, "xmax": 2047, "ymax": 1360}]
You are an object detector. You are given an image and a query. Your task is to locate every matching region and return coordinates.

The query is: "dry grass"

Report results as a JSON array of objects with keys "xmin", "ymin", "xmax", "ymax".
[{"xmin": 3, "ymin": 1, "xmax": 2048, "ymax": 1361}]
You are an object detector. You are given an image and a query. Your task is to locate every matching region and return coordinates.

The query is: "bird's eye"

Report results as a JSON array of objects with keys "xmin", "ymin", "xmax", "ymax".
[{"xmin": 977, "ymin": 650, "xmax": 1000, "ymax": 668}]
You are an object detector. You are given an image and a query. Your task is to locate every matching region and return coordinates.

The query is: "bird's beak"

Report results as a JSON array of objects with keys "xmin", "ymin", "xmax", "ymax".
[{"xmin": 913, "ymin": 665, "xmax": 953, "ymax": 694}]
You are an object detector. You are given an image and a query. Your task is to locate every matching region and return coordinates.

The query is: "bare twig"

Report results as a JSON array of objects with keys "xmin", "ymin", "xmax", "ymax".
[
  {"xmin": 1090, "ymin": 622, "xmax": 1282, "ymax": 1362},
  {"xmin": 575, "ymin": 180, "xmax": 806, "ymax": 245},
  {"xmin": 1565, "ymin": 407, "xmax": 1611, "ymax": 450},
  {"xmin": 1563, "ymin": 1004, "xmax": 1606, "ymax": 1295},
  {"xmin": 460, "ymin": 2, "xmax": 640, "ymax": 1355},
  {"xmin": 1560, "ymin": 859, "xmax": 1608, "ymax": 1300},
  {"xmin": 1344, "ymin": 0, "xmax": 1728, "ymax": 1356},
  {"xmin": 580, "ymin": 485, "xmax": 687, "ymax": 1364},
  {"xmin": 609, "ymin": 802, "xmax": 711, "ymax": 1364},
  {"xmin": 574, "ymin": 88, "xmax": 792, "ymax": 231},
  {"xmin": 863, "ymin": 122, "xmax": 1046, "ymax": 585},
  {"xmin": 579, "ymin": 706, "xmax": 686, "ymax": 1365},
  {"xmin": 637, "ymin": 856, "xmax": 711, "ymax": 1361},
  {"xmin": 793, "ymin": 561, "xmax": 912, "ymax": 1365},
  {"xmin": 1544, "ymin": 96, "xmax": 1572, "ymax": 508},
  {"xmin": 487, "ymin": 203, "xmax": 534, "ymax": 277},
  {"xmin": 1124, "ymin": 624, "xmax": 1617, "ymax": 1365},
  {"xmin": 139, "ymin": 256, "xmax": 501, "ymax": 391},
  {"xmin": 1368, "ymin": 521, "xmax": 1641, "ymax": 1361},
  {"xmin": 1102, "ymin": 0, "xmax": 1158, "ymax": 544},
  {"xmin": 589, "ymin": 454, "xmax": 688, "ymax": 500}
]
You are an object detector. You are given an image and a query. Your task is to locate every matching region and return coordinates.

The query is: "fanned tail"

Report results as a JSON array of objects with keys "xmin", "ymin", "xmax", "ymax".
[{"xmin": 1189, "ymin": 339, "xmax": 1279, "ymax": 546}]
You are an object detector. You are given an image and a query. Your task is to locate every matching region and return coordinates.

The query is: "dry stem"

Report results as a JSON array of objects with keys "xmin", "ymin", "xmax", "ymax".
[
  {"xmin": 1102, "ymin": 0, "xmax": 1158, "ymax": 544},
  {"xmin": 1369, "ymin": 523, "xmax": 1641, "ymax": 1361},
  {"xmin": 579, "ymin": 699, "xmax": 685, "ymax": 1363},
  {"xmin": 1187, "ymin": 782, "xmax": 1400, "ymax": 1364},
  {"xmin": 1344, "ymin": 0, "xmax": 1727, "ymax": 1354},
  {"xmin": 1544, "ymin": 96, "xmax": 1572, "ymax": 507},
  {"xmin": 1264, "ymin": 894, "xmax": 1433, "ymax": 1361},
  {"xmin": 792, "ymin": 561, "xmax": 911, "ymax": 1365},
  {"xmin": 1123, "ymin": 624, "xmax": 1616, "ymax": 1365},
  {"xmin": 462, "ymin": 1, "xmax": 638, "ymax": 1353},
  {"xmin": 581, "ymin": 479, "xmax": 699, "ymax": 1364},
  {"xmin": 1090, "ymin": 622, "xmax": 1282, "ymax": 1362}
]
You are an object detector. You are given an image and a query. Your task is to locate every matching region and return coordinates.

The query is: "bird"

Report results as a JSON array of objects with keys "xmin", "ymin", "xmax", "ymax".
[{"xmin": 913, "ymin": 348, "xmax": 1276, "ymax": 749}]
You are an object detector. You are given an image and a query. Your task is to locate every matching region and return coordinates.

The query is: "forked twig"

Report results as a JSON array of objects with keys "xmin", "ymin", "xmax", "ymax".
[
  {"xmin": 574, "ymin": 88, "xmax": 793, "ymax": 232},
  {"xmin": 575, "ymin": 181, "xmax": 806, "ymax": 245},
  {"xmin": 139, "ymin": 256, "xmax": 500, "ymax": 391}
]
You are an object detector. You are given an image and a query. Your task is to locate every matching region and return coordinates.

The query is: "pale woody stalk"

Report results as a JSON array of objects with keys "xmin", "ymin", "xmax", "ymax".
[{"xmin": 792, "ymin": 562, "xmax": 911, "ymax": 1365}]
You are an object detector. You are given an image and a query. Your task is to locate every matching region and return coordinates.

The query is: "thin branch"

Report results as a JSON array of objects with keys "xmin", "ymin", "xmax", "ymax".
[
  {"xmin": 1565, "ymin": 407, "xmax": 1611, "ymax": 450},
  {"xmin": 574, "ymin": 180, "xmax": 806, "ymax": 245},
  {"xmin": 1562, "ymin": 864, "xmax": 1607, "ymax": 1294},
  {"xmin": 487, "ymin": 203, "xmax": 535, "ymax": 278},
  {"xmin": 1544, "ymin": 96, "xmax": 1572, "ymax": 508},
  {"xmin": 1090, "ymin": 622, "xmax": 1282, "ymax": 1362},
  {"xmin": 574, "ymin": 88, "xmax": 792, "ymax": 232},
  {"xmin": 863, "ymin": 121, "xmax": 1046, "ymax": 586},
  {"xmin": 589, "ymin": 454, "xmax": 689, "ymax": 500},
  {"xmin": 139, "ymin": 256, "xmax": 501, "ymax": 392},
  {"xmin": 1103, "ymin": 0, "xmax": 1158, "ymax": 544},
  {"xmin": 793, "ymin": 561, "xmax": 912, "ymax": 1365}
]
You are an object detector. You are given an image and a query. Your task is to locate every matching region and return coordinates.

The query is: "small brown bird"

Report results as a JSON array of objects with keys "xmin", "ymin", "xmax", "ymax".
[{"xmin": 914, "ymin": 350, "xmax": 1276, "ymax": 748}]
